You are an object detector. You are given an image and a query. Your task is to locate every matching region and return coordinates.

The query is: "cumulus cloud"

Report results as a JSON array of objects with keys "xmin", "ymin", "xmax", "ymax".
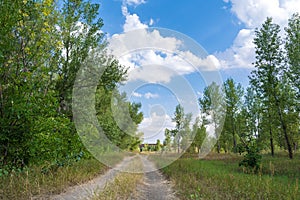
[
  {"xmin": 216, "ymin": 29, "xmax": 255, "ymax": 69},
  {"xmin": 226, "ymin": 0, "xmax": 299, "ymax": 28},
  {"xmin": 216, "ymin": 0, "xmax": 300, "ymax": 69},
  {"xmin": 109, "ymin": 29, "xmax": 220, "ymax": 83},
  {"xmin": 121, "ymin": 4, "xmax": 148, "ymax": 32},
  {"xmin": 138, "ymin": 113, "xmax": 175, "ymax": 143},
  {"xmin": 107, "ymin": 0, "xmax": 221, "ymax": 84}
]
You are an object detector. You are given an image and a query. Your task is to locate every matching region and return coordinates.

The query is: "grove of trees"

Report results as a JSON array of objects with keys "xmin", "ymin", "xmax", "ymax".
[
  {"xmin": 164, "ymin": 14, "xmax": 299, "ymax": 160},
  {"xmin": 0, "ymin": 0, "xmax": 143, "ymax": 170}
]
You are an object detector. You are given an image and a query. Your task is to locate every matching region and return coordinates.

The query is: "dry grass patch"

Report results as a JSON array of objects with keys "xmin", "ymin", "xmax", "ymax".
[{"xmin": 0, "ymin": 158, "xmax": 107, "ymax": 200}]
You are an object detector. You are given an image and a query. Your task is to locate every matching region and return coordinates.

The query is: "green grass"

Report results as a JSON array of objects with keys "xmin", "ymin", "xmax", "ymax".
[
  {"xmin": 160, "ymin": 152, "xmax": 299, "ymax": 200},
  {"xmin": 0, "ymin": 158, "xmax": 107, "ymax": 200}
]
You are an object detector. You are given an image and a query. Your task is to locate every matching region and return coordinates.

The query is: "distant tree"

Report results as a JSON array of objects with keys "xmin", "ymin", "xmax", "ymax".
[
  {"xmin": 199, "ymin": 82, "xmax": 225, "ymax": 153},
  {"xmin": 223, "ymin": 78, "xmax": 244, "ymax": 153},
  {"xmin": 155, "ymin": 139, "xmax": 162, "ymax": 151},
  {"xmin": 191, "ymin": 117, "xmax": 207, "ymax": 153},
  {"xmin": 171, "ymin": 104, "xmax": 185, "ymax": 153},
  {"xmin": 180, "ymin": 113, "xmax": 192, "ymax": 152},
  {"xmin": 164, "ymin": 128, "xmax": 172, "ymax": 151}
]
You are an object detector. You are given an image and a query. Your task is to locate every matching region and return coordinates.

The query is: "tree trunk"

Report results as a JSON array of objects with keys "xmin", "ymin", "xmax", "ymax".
[
  {"xmin": 217, "ymin": 140, "xmax": 220, "ymax": 153},
  {"xmin": 270, "ymin": 127, "xmax": 274, "ymax": 157},
  {"xmin": 274, "ymin": 97, "xmax": 293, "ymax": 159},
  {"xmin": 232, "ymin": 117, "xmax": 237, "ymax": 153},
  {"xmin": 233, "ymin": 134, "xmax": 237, "ymax": 153}
]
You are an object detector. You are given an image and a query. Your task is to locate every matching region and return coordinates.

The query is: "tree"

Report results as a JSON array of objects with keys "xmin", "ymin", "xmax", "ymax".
[
  {"xmin": 155, "ymin": 139, "xmax": 162, "ymax": 151},
  {"xmin": 164, "ymin": 128, "xmax": 171, "ymax": 151},
  {"xmin": 250, "ymin": 17, "xmax": 293, "ymax": 158},
  {"xmin": 284, "ymin": 13, "xmax": 300, "ymax": 151},
  {"xmin": 171, "ymin": 104, "xmax": 185, "ymax": 153},
  {"xmin": 180, "ymin": 113, "xmax": 192, "ymax": 152},
  {"xmin": 199, "ymin": 82, "xmax": 225, "ymax": 153},
  {"xmin": 223, "ymin": 78, "xmax": 244, "ymax": 153},
  {"xmin": 285, "ymin": 13, "xmax": 300, "ymax": 97},
  {"xmin": 191, "ymin": 117, "xmax": 207, "ymax": 153},
  {"xmin": 0, "ymin": 0, "xmax": 65, "ymax": 167},
  {"xmin": 55, "ymin": 0, "xmax": 104, "ymax": 116}
]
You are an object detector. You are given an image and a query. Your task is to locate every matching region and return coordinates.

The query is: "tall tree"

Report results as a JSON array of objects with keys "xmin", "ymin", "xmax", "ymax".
[
  {"xmin": 223, "ymin": 78, "xmax": 244, "ymax": 153},
  {"xmin": 191, "ymin": 117, "xmax": 207, "ymax": 153},
  {"xmin": 250, "ymin": 17, "xmax": 293, "ymax": 158},
  {"xmin": 163, "ymin": 128, "xmax": 171, "ymax": 151},
  {"xmin": 171, "ymin": 104, "xmax": 185, "ymax": 153},
  {"xmin": 199, "ymin": 82, "xmax": 225, "ymax": 153},
  {"xmin": 56, "ymin": 0, "xmax": 104, "ymax": 116},
  {"xmin": 285, "ymin": 13, "xmax": 300, "ymax": 97},
  {"xmin": 180, "ymin": 113, "xmax": 192, "ymax": 152}
]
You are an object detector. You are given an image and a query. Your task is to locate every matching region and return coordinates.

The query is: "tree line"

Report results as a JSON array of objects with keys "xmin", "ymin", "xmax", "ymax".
[
  {"xmin": 0, "ymin": 0, "xmax": 143, "ymax": 170},
  {"xmin": 164, "ymin": 14, "xmax": 299, "ymax": 159}
]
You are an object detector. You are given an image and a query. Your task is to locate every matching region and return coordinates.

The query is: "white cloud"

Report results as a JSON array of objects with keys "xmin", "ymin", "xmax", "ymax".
[
  {"xmin": 217, "ymin": 0, "xmax": 300, "ymax": 69},
  {"xmin": 123, "ymin": 0, "xmax": 146, "ymax": 6},
  {"xmin": 144, "ymin": 92, "xmax": 159, "ymax": 99},
  {"xmin": 131, "ymin": 91, "xmax": 159, "ymax": 99},
  {"xmin": 149, "ymin": 18, "xmax": 154, "ymax": 26},
  {"xmin": 123, "ymin": 13, "xmax": 148, "ymax": 32},
  {"xmin": 225, "ymin": 0, "xmax": 299, "ymax": 28},
  {"xmin": 216, "ymin": 29, "xmax": 255, "ymax": 69},
  {"xmin": 132, "ymin": 92, "xmax": 142, "ymax": 97},
  {"xmin": 116, "ymin": 49, "xmax": 220, "ymax": 83},
  {"xmin": 139, "ymin": 113, "xmax": 175, "ymax": 143},
  {"xmin": 107, "ymin": 1, "xmax": 221, "ymax": 83}
]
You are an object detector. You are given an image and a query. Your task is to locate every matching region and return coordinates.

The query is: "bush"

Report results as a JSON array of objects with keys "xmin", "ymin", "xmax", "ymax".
[{"xmin": 239, "ymin": 144, "xmax": 262, "ymax": 172}]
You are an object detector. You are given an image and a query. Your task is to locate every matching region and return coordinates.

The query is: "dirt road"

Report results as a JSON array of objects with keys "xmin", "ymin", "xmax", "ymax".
[{"xmin": 43, "ymin": 155, "xmax": 177, "ymax": 200}]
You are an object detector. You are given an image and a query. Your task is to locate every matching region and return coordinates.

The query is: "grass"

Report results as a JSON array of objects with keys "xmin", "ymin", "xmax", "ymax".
[
  {"xmin": 92, "ymin": 156, "xmax": 144, "ymax": 200},
  {"xmin": 0, "ymin": 158, "xmax": 107, "ymax": 200},
  {"xmin": 159, "ymin": 152, "xmax": 299, "ymax": 200}
]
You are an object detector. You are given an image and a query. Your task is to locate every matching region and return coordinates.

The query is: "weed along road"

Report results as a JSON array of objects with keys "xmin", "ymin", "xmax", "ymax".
[{"xmin": 43, "ymin": 155, "xmax": 177, "ymax": 200}]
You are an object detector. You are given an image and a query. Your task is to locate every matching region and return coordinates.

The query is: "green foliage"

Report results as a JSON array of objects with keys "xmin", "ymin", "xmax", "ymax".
[
  {"xmin": 190, "ymin": 117, "xmax": 206, "ymax": 153},
  {"xmin": 222, "ymin": 78, "xmax": 244, "ymax": 153},
  {"xmin": 199, "ymin": 82, "xmax": 225, "ymax": 153},
  {"xmin": 0, "ymin": 0, "xmax": 142, "ymax": 171},
  {"xmin": 239, "ymin": 144, "xmax": 262, "ymax": 172}
]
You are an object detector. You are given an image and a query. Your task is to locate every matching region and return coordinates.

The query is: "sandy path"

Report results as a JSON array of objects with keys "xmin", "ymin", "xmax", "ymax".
[
  {"xmin": 44, "ymin": 156, "xmax": 135, "ymax": 200},
  {"xmin": 133, "ymin": 155, "xmax": 178, "ymax": 200}
]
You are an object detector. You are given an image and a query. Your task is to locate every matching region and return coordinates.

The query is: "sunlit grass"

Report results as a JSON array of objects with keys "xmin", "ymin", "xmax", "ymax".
[{"xmin": 160, "ymin": 152, "xmax": 299, "ymax": 200}]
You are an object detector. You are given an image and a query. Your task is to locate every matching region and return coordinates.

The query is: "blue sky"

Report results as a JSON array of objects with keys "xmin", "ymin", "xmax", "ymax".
[
  {"xmin": 96, "ymin": 0, "xmax": 299, "ymax": 143},
  {"xmin": 99, "ymin": 0, "xmax": 242, "ymax": 53}
]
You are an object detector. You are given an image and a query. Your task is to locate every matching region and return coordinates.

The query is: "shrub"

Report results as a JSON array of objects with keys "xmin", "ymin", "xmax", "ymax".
[{"xmin": 239, "ymin": 144, "xmax": 262, "ymax": 172}]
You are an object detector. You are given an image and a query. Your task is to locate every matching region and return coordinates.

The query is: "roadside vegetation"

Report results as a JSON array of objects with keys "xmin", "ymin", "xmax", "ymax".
[
  {"xmin": 0, "ymin": 158, "xmax": 106, "ymax": 199},
  {"xmin": 160, "ymin": 152, "xmax": 299, "ymax": 200}
]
